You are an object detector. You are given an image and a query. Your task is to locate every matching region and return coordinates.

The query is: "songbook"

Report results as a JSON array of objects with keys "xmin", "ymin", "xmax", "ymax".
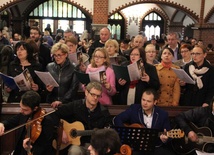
[
  {"xmin": 68, "ymin": 51, "xmax": 83, "ymax": 65},
  {"xmin": 109, "ymin": 55, "xmax": 127, "ymax": 67},
  {"xmin": 75, "ymin": 70, "xmax": 106, "ymax": 85},
  {"xmin": 112, "ymin": 59, "xmax": 144, "ymax": 82},
  {"xmin": 34, "ymin": 71, "xmax": 59, "ymax": 87},
  {"xmin": 0, "ymin": 68, "xmax": 33, "ymax": 91},
  {"xmin": 109, "ymin": 56, "xmax": 120, "ymax": 65},
  {"xmin": 68, "ymin": 51, "xmax": 89, "ymax": 65},
  {"xmin": 171, "ymin": 68, "xmax": 195, "ymax": 84}
]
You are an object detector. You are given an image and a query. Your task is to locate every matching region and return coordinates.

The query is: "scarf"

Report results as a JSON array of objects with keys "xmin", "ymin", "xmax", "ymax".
[
  {"xmin": 87, "ymin": 65, "xmax": 106, "ymax": 73},
  {"xmin": 189, "ymin": 65, "xmax": 209, "ymax": 89},
  {"xmin": 161, "ymin": 61, "xmax": 172, "ymax": 68},
  {"xmin": 129, "ymin": 80, "xmax": 138, "ymax": 88}
]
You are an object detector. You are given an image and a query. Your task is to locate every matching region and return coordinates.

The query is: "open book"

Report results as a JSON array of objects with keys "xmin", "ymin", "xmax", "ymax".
[
  {"xmin": 0, "ymin": 68, "xmax": 33, "ymax": 91},
  {"xmin": 68, "ymin": 52, "xmax": 81, "ymax": 64},
  {"xmin": 68, "ymin": 52, "xmax": 83, "ymax": 65},
  {"xmin": 112, "ymin": 59, "xmax": 144, "ymax": 82},
  {"xmin": 34, "ymin": 71, "xmax": 59, "ymax": 87},
  {"xmin": 171, "ymin": 68, "xmax": 195, "ymax": 84},
  {"xmin": 75, "ymin": 70, "xmax": 106, "ymax": 85}
]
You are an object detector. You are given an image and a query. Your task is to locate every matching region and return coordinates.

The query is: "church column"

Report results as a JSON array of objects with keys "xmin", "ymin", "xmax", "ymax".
[{"xmin": 91, "ymin": 0, "xmax": 108, "ymax": 40}]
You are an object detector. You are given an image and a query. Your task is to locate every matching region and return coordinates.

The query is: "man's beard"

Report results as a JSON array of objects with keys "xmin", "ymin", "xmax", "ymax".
[{"xmin": 34, "ymin": 38, "xmax": 39, "ymax": 43}]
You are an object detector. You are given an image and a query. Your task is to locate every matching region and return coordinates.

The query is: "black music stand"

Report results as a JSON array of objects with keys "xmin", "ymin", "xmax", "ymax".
[{"xmin": 113, "ymin": 126, "xmax": 159, "ymax": 153}]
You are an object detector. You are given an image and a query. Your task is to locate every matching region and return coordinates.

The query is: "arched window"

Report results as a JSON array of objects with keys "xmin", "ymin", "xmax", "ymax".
[
  {"xmin": 142, "ymin": 12, "xmax": 164, "ymax": 40},
  {"xmin": 28, "ymin": 0, "xmax": 88, "ymax": 35},
  {"xmin": 108, "ymin": 12, "xmax": 125, "ymax": 40},
  {"xmin": 0, "ymin": 11, "xmax": 9, "ymax": 29}
]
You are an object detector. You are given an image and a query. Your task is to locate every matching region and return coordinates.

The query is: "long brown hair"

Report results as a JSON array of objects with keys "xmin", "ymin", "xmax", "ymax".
[{"xmin": 91, "ymin": 47, "xmax": 110, "ymax": 67}]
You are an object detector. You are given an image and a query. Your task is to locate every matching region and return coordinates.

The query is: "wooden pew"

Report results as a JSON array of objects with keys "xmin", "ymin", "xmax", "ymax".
[
  {"xmin": 206, "ymin": 52, "xmax": 214, "ymax": 66},
  {"xmin": 0, "ymin": 103, "xmax": 194, "ymax": 155}
]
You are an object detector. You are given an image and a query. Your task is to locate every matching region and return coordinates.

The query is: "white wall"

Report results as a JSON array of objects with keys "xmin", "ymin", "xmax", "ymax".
[
  {"xmin": 72, "ymin": 0, "xmax": 93, "ymax": 14},
  {"xmin": 121, "ymin": 3, "xmax": 160, "ymax": 37},
  {"xmin": 108, "ymin": 0, "xmax": 202, "ymax": 16}
]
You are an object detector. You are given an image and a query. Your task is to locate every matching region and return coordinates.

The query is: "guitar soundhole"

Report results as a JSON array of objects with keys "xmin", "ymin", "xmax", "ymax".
[{"xmin": 70, "ymin": 129, "xmax": 77, "ymax": 138}]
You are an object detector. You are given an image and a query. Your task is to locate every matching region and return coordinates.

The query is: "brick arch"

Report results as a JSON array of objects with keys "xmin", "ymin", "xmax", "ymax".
[
  {"xmin": 0, "ymin": 0, "xmax": 22, "ymax": 12},
  {"xmin": 141, "ymin": 8, "xmax": 169, "ymax": 22},
  {"xmin": 139, "ymin": 8, "xmax": 169, "ymax": 33},
  {"xmin": 204, "ymin": 6, "xmax": 214, "ymax": 23},
  {"xmin": 23, "ymin": 0, "xmax": 93, "ymax": 19},
  {"xmin": 0, "ymin": 0, "xmax": 92, "ymax": 19},
  {"xmin": 109, "ymin": 0, "xmax": 199, "ymax": 23}
]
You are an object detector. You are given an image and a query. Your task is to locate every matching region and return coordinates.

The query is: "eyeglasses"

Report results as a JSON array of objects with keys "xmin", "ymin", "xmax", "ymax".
[
  {"xmin": 53, "ymin": 53, "xmax": 66, "ymax": 58},
  {"xmin": 181, "ymin": 50, "xmax": 189, "ymax": 53},
  {"xmin": 190, "ymin": 53, "xmax": 203, "ymax": 56},
  {"xmin": 130, "ymin": 53, "xmax": 140, "ymax": 56},
  {"xmin": 94, "ymin": 55, "xmax": 105, "ymax": 59},
  {"xmin": 88, "ymin": 91, "xmax": 102, "ymax": 98},
  {"xmin": 146, "ymin": 51, "xmax": 156, "ymax": 54}
]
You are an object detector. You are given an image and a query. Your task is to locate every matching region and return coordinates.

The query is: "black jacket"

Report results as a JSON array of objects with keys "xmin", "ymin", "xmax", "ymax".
[
  {"xmin": 39, "ymin": 44, "xmax": 52, "ymax": 71},
  {"xmin": 117, "ymin": 61, "xmax": 160, "ymax": 105},
  {"xmin": 182, "ymin": 60, "xmax": 214, "ymax": 106},
  {"xmin": 52, "ymin": 99, "xmax": 112, "ymax": 144},
  {"xmin": 7, "ymin": 59, "xmax": 43, "ymax": 103},
  {"xmin": 2, "ymin": 110, "xmax": 57, "ymax": 155},
  {"xmin": 88, "ymin": 40, "xmax": 105, "ymax": 59},
  {"xmin": 175, "ymin": 105, "xmax": 214, "ymax": 153},
  {"xmin": 46, "ymin": 58, "xmax": 79, "ymax": 103}
]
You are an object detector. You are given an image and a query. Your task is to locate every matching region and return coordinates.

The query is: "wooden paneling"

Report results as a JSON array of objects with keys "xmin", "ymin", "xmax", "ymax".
[{"xmin": 206, "ymin": 52, "xmax": 214, "ymax": 66}]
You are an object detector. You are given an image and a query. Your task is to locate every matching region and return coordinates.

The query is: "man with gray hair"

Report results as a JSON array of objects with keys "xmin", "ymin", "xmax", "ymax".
[
  {"xmin": 123, "ymin": 34, "xmax": 145, "ymax": 60},
  {"xmin": 159, "ymin": 32, "xmax": 182, "ymax": 62}
]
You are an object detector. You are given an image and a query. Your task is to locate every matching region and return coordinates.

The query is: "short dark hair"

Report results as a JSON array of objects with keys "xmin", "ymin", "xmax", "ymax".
[
  {"xmin": 30, "ymin": 26, "xmax": 42, "ymax": 35},
  {"xmin": 15, "ymin": 41, "xmax": 36, "ymax": 63},
  {"xmin": 142, "ymin": 88, "xmax": 159, "ymax": 101},
  {"xmin": 161, "ymin": 47, "xmax": 174, "ymax": 56},
  {"xmin": 90, "ymin": 128, "xmax": 121, "ymax": 155},
  {"xmin": 21, "ymin": 91, "xmax": 41, "ymax": 110}
]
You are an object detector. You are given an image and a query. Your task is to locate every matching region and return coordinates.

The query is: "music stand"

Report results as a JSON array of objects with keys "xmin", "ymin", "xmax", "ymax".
[{"xmin": 112, "ymin": 126, "xmax": 159, "ymax": 153}]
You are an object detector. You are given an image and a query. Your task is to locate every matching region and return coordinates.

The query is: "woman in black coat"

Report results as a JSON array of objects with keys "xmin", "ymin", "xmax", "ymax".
[
  {"xmin": 117, "ymin": 47, "xmax": 160, "ymax": 105},
  {"xmin": 46, "ymin": 42, "xmax": 79, "ymax": 108},
  {"xmin": 6, "ymin": 41, "xmax": 42, "ymax": 103},
  {"xmin": 180, "ymin": 45, "xmax": 214, "ymax": 106}
]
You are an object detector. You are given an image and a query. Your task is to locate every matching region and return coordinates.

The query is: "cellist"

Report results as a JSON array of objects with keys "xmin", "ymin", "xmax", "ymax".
[{"xmin": 0, "ymin": 90, "xmax": 57, "ymax": 155}]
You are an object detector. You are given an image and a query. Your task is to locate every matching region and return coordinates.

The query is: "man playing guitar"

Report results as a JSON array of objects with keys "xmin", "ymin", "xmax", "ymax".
[{"xmin": 175, "ymin": 97, "xmax": 214, "ymax": 155}]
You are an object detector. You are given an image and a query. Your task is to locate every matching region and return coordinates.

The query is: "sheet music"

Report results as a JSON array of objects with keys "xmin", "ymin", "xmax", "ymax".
[
  {"xmin": 171, "ymin": 68, "xmax": 195, "ymax": 84},
  {"xmin": 35, "ymin": 71, "xmax": 59, "ymax": 87}
]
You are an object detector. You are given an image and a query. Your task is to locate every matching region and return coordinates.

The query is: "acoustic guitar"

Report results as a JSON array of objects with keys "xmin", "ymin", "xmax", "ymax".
[
  {"xmin": 172, "ymin": 122, "xmax": 214, "ymax": 154},
  {"xmin": 52, "ymin": 120, "xmax": 94, "ymax": 150}
]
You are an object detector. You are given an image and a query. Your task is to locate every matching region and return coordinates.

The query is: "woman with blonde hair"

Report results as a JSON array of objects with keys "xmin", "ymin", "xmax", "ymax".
[
  {"xmin": 46, "ymin": 42, "xmax": 79, "ymax": 108},
  {"xmin": 86, "ymin": 47, "xmax": 116, "ymax": 105},
  {"xmin": 105, "ymin": 39, "xmax": 127, "ymax": 65}
]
